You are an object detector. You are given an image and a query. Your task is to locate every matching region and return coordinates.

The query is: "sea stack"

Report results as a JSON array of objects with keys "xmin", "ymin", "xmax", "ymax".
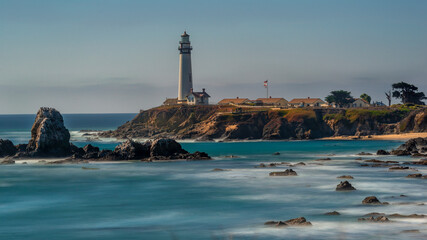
[{"xmin": 26, "ymin": 107, "xmax": 71, "ymax": 157}]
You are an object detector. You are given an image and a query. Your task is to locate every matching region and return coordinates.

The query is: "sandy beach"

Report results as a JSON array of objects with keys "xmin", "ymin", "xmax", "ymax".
[{"xmin": 321, "ymin": 132, "xmax": 427, "ymax": 141}]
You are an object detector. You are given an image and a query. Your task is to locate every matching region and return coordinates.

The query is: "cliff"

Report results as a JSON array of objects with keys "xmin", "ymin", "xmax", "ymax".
[{"xmin": 100, "ymin": 105, "xmax": 426, "ymax": 140}]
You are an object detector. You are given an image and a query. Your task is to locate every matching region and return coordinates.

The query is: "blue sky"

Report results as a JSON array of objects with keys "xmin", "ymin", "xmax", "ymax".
[{"xmin": 1, "ymin": 0, "xmax": 426, "ymax": 113}]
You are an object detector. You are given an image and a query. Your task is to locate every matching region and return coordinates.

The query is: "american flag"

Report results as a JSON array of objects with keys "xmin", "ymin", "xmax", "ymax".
[{"xmin": 264, "ymin": 80, "xmax": 268, "ymax": 88}]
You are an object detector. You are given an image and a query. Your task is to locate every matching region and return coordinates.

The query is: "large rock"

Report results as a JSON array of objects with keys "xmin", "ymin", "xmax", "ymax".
[
  {"xmin": 264, "ymin": 217, "xmax": 312, "ymax": 227},
  {"xmin": 336, "ymin": 181, "xmax": 356, "ymax": 191},
  {"xmin": 269, "ymin": 169, "xmax": 298, "ymax": 176},
  {"xmin": 26, "ymin": 107, "xmax": 71, "ymax": 157},
  {"xmin": 113, "ymin": 139, "xmax": 151, "ymax": 160},
  {"xmin": 150, "ymin": 138, "xmax": 187, "ymax": 157},
  {"xmin": 391, "ymin": 137, "xmax": 427, "ymax": 156},
  {"xmin": 0, "ymin": 139, "xmax": 17, "ymax": 157},
  {"xmin": 362, "ymin": 196, "xmax": 382, "ymax": 204}
]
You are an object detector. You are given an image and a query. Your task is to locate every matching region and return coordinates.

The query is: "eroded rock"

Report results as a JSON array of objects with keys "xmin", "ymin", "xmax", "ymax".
[
  {"xmin": 269, "ymin": 169, "xmax": 298, "ymax": 176},
  {"xmin": 336, "ymin": 181, "xmax": 356, "ymax": 191}
]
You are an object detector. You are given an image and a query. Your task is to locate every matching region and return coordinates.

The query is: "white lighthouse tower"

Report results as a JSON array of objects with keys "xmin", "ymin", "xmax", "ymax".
[{"xmin": 178, "ymin": 31, "xmax": 193, "ymax": 103}]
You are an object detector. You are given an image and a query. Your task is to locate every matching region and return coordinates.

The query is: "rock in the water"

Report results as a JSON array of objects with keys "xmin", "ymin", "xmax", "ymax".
[
  {"xmin": 337, "ymin": 175, "xmax": 354, "ymax": 179},
  {"xmin": 273, "ymin": 152, "xmax": 280, "ymax": 155},
  {"xmin": 284, "ymin": 217, "xmax": 312, "ymax": 226},
  {"xmin": 211, "ymin": 168, "xmax": 230, "ymax": 171},
  {"xmin": 26, "ymin": 107, "xmax": 71, "ymax": 157},
  {"xmin": 357, "ymin": 152, "xmax": 373, "ymax": 156},
  {"xmin": 406, "ymin": 174, "xmax": 422, "ymax": 178},
  {"xmin": 336, "ymin": 181, "xmax": 356, "ymax": 191},
  {"xmin": 389, "ymin": 166, "xmax": 409, "ymax": 170},
  {"xmin": 324, "ymin": 211, "xmax": 340, "ymax": 215},
  {"xmin": 113, "ymin": 139, "xmax": 150, "ymax": 160},
  {"xmin": 0, "ymin": 139, "xmax": 17, "ymax": 157},
  {"xmin": 376, "ymin": 149, "xmax": 390, "ymax": 155},
  {"xmin": 358, "ymin": 216, "xmax": 390, "ymax": 222},
  {"xmin": 392, "ymin": 137, "xmax": 427, "ymax": 156},
  {"xmin": 269, "ymin": 169, "xmax": 298, "ymax": 176},
  {"xmin": 400, "ymin": 229, "xmax": 420, "ymax": 234},
  {"xmin": 150, "ymin": 138, "xmax": 187, "ymax": 157},
  {"xmin": 265, "ymin": 217, "xmax": 312, "ymax": 227},
  {"xmin": 388, "ymin": 213, "xmax": 425, "ymax": 218},
  {"xmin": 362, "ymin": 196, "xmax": 382, "ymax": 205}
]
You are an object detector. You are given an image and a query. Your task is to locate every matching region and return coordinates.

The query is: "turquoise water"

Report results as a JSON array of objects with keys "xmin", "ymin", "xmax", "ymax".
[{"xmin": 1, "ymin": 115, "xmax": 426, "ymax": 239}]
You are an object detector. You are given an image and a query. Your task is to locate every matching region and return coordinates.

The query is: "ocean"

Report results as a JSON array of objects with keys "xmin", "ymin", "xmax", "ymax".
[{"xmin": 0, "ymin": 114, "xmax": 426, "ymax": 239}]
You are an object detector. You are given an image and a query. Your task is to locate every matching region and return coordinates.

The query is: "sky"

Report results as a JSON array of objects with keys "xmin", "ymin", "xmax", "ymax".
[{"xmin": 1, "ymin": 0, "xmax": 427, "ymax": 113}]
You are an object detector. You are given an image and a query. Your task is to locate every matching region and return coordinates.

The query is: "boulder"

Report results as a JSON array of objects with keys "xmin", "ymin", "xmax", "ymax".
[
  {"xmin": 0, "ymin": 139, "xmax": 17, "ymax": 157},
  {"xmin": 324, "ymin": 211, "xmax": 340, "ymax": 215},
  {"xmin": 406, "ymin": 174, "xmax": 422, "ymax": 178},
  {"xmin": 26, "ymin": 107, "xmax": 71, "ymax": 157},
  {"xmin": 15, "ymin": 144, "xmax": 27, "ymax": 153},
  {"xmin": 284, "ymin": 217, "xmax": 312, "ymax": 226},
  {"xmin": 269, "ymin": 169, "xmax": 298, "ymax": 176},
  {"xmin": 336, "ymin": 181, "xmax": 356, "ymax": 191},
  {"xmin": 392, "ymin": 137, "xmax": 427, "ymax": 156},
  {"xmin": 150, "ymin": 138, "xmax": 187, "ymax": 157},
  {"xmin": 358, "ymin": 216, "xmax": 390, "ymax": 222},
  {"xmin": 113, "ymin": 139, "xmax": 150, "ymax": 160},
  {"xmin": 376, "ymin": 149, "xmax": 390, "ymax": 155},
  {"xmin": 362, "ymin": 196, "xmax": 382, "ymax": 205},
  {"xmin": 264, "ymin": 217, "xmax": 312, "ymax": 227}
]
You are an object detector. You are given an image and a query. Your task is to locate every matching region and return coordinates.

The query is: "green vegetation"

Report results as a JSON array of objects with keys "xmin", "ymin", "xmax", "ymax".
[
  {"xmin": 325, "ymin": 90, "xmax": 354, "ymax": 107},
  {"xmin": 392, "ymin": 82, "xmax": 426, "ymax": 105},
  {"xmin": 323, "ymin": 108, "xmax": 411, "ymax": 124},
  {"xmin": 360, "ymin": 93, "xmax": 371, "ymax": 103}
]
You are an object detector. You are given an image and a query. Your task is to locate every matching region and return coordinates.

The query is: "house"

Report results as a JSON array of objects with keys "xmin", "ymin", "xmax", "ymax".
[
  {"xmin": 289, "ymin": 97, "xmax": 325, "ymax": 107},
  {"xmin": 350, "ymin": 98, "xmax": 370, "ymax": 108},
  {"xmin": 186, "ymin": 88, "xmax": 210, "ymax": 105},
  {"xmin": 256, "ymin": 97, "xmax": 288, "ymax": 107},
  {"xmin": 218, "ymin": 97, "xmax": 251, "ymax": 105}
]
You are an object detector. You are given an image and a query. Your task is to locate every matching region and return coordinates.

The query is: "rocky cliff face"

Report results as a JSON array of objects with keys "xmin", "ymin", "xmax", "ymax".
[
  {"xmin": 26, "ymin": 107, "xmax": 71, "ymax": 157},
  {"xmin": 101, "ymin": 106, "xmax": 422, "ymax": 141},
  {"xmin": 397, "ymin": 108, "xmax": 427, "ymax": 133}
]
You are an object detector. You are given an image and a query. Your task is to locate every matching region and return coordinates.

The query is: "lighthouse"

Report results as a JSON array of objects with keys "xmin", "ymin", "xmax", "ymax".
[
  {"xmin": 178, "ymin": 31, "xmax": 193, "ymax": 102},
  {"xmin": 163, "ymin": 32, "xmax": 210, "ymax": 106}
]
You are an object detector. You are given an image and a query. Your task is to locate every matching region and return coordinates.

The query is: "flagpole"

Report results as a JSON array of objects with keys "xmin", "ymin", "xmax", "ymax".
[{"xmin": 266, "ymin": 80, "xmax": 268, "ymax": 98}]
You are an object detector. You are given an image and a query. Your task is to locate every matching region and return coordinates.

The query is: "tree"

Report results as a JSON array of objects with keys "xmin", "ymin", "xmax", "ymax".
[
  {"xmin": 392, "ymin": 82, "xmax": 426, "ymax": 105},
  {"xmin": 360, "ymin": 93, "xmax": 371, "ymax": 104},
  {"xmin": 385, "ymin": 91, "xmax": 392, "ymax": 106},
  {"xmin": 325, "ymin": 90, "xmax": 354, "ymax": 107}
]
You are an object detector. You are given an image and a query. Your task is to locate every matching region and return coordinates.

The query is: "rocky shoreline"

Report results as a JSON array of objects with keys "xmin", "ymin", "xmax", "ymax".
[
  {"xmin": 97, "ymin": 105, "xmax": 427, "ymax": 141},
  {"xmin": 0, "ymin": 107, "xmax": 211, "ymax": 164}
]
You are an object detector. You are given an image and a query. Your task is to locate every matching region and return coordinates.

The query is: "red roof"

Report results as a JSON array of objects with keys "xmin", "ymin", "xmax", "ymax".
[
  {"xmin": 218, "ymin": 98, "xmax": 250, "ymax": 104},
  {"xmin": 289, "ymin": 98, "xmax": 325, "ymax": 104},
  {"xmin": 256, "ymin": 98, "xmax": 288, "ymax": 103}
]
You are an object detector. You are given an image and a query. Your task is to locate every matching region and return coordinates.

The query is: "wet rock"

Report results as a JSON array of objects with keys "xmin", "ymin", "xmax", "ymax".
[
  {"xmin": 337, "ymin": 175, "xmax": 354, "ymax": 179},
  {"xmin": 273, "ymin": 152, "xmax": 280, "ymax": 155},
  {"xmin": 264, "ymin": 221, "xmax": 287, "ymax": 227},
  {"xmin": 15, "ymin": 144, "xmax": 27, "ymax": 153},
  {"xmin": 362, "ymin": 196, "xmax": 382, "ymax": 205},
  {"xmin": 324, "ymin": 211, "xmax": 340, "ymax": 215},
  {"xmin": 358, "ymin": 216, "xmax": 390, "ymax": 222},
  {"xmin": 336, "ymin": 181, "xmax": 356, "ymax": 191},
  {"xmin": 269, "ymin": 169, "xmax": 298, "ymax": 176},
  {"xmin": 376, "ymin": 149, "xmax": 390, "ymax": 155},
  {"xmin": 389, "ymin": 166, "xmax": 409, "ymax": 170},
  {"xmin": 400, "ymin": 229, "xmax": 420, "ymax": 234},
  {"xmin": 406, "ymin": 174, "xmax": 422, "ymax": 178},
  {"xmin": 113, "ymin": 139, "xmax": 151, "ymax": 160},
  {"xmin": 315, "ymin": 158, "xmax": 331, "ymax": 161},
  {"xmin": 392, "ymin": 137, "xmax": 427, "ymax": 156},
  {"xmin": 150, "ymin": 138, "xmax": 187, "ymax": 157},
  {"xmin": 26, "ymin": 107, "xmax": 71, "ymax": 157},
  {"xmin": 412, "ymin": 159, "xmax": 427, "ymax": 165},
  {"xmin": 284, "ymin": 217, "xmax": 312, "ymax": 226},
  {"xmin": 357, "ymin": 152, "xmax": 373, "ymax": 156},
  {"xmin": 211, "ymin": 168, "xmax": 230, "ymax": 171},
  {"xmin": 224, "ymin": 155, "xmax": 239, "ymax": 158},
  {"xmin": 0, "ymin": 139, "xmax": 17, "ymax": 157}
]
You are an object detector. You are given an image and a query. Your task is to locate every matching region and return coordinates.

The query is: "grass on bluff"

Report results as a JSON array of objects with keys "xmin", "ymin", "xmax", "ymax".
[{"xmin": 323, "ymin": 108, "xmax": 411, "ymax": 124}]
